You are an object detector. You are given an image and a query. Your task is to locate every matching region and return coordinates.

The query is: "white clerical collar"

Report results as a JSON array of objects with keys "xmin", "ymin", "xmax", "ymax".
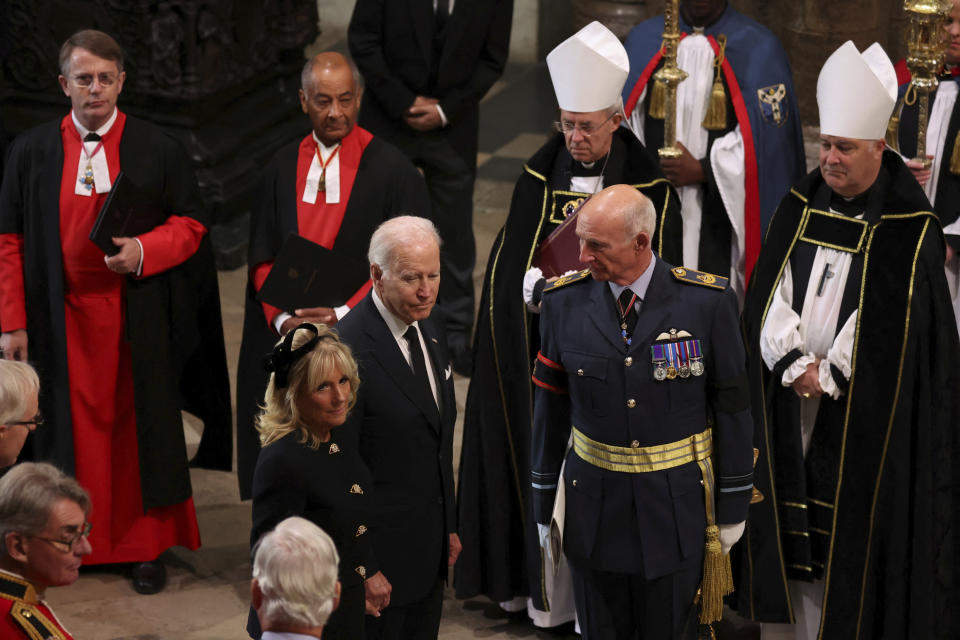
[
  {"xmin": 71, "ymin": 108, "xmax": 118, "ymax": 140},
  {"xmin": 372, "ymin": 286, "xmax": 421, "ymax": 341},
  {"xmin": 609, "ymin": 253, "xmax": 657, "ymax": 302}
]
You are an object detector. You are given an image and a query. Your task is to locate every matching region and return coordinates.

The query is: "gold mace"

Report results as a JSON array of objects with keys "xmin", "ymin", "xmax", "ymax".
[
  {"xmin": 656, "ymin": 0, "xmax": 688, "ymax": 160},
  {"xmin": 904, "ymin": 0, "xmax": 953, "ymax": 168}
]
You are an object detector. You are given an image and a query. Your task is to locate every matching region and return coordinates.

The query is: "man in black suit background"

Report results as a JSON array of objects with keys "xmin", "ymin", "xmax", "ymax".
[
  {"xmin": 347, "ymin": 0, "xmax": 513, "ymax": 373},
  {"xmin": 336, "ymin": 216, "xmax": 460, "ymax": 640}
]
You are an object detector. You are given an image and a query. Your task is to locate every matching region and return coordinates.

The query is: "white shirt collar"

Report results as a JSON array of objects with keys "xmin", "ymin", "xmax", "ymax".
[
  {"xmin": 71, "ymin": 108, "xmax": 118, "ymax": 140},
  {"xmin": 372, "ymin": 287, "xmax": 419, "ymax": 339}
]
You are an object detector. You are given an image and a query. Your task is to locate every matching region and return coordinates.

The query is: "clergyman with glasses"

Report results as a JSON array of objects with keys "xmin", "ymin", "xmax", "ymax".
[
  {"xmin": 0, "ymin": 29, "xmax": 223, "ymax": 595},
  {"xmin": 0, "ymin": 462, "xmax": 93, "ymax": 639},
  {"xmin": 455, "ymin": 21, "xmax": 681, "ymax": 629}
]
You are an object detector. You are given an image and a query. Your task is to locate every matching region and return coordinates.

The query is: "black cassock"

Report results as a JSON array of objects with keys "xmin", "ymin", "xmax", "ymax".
[
  {"xmin": 235, "ymin": 134, "xmax": 430, "ymax": 499},
  {"xmin": 738, "ymin": 150, "xmax": 960, "ymax": 637}
]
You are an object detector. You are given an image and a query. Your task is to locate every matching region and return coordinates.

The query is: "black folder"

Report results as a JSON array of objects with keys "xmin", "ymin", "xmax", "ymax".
[
  {"xmin": 256, "ymin": 233, "xmax": 371, "ymax": 313},
  {"xmin": 88, "ymin": 172, "xmax": 167, "ymax": 256}
]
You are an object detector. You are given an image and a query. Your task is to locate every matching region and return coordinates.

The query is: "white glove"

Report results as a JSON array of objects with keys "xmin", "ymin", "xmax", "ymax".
[
  {"xmin": 537, "ymin": 523, "xmax": 551, "ymax": 562},
  {"xmin": 719, "ymin": 521, "xmax": 746, "ymax": 555},
  {"xmin": 523, "ymin": 267, "xmax": 545, "ymax": 313}
]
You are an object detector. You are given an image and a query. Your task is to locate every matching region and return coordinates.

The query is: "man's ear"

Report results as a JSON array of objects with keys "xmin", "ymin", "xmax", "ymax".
[
  {"xmin": 251, "ymin": 578, "xmax": 263, "ymax": 612},
  {"xmin": 332, "ymin": 579, "xmax": 341, "ymax": 612},
  {"xmin": 635, "ymin": 231, "xmax": 650, "ymax": 253},
  {"xmin": 370, "ymin": 263, "xmax": 383, "ymax": 284},
  {"xmin": 5, "ymin": 532, "xmax": 28, "ymax": 564}
]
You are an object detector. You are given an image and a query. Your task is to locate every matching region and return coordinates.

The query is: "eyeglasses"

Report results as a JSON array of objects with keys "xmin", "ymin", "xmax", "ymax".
[
  {"xmin": 8, "ymin": 413, "xmax": 43, "ymax": 427},
  {"xmin": 553, "ymin": 112, "xmax": 617, "ymax": 137},
  {"xmin": 29, "ymin": 522, "xmax": 92, "ymax": 553},
  {"xmin": 71, "ymin": 73, "xmax": 119, "ymax": 88}
]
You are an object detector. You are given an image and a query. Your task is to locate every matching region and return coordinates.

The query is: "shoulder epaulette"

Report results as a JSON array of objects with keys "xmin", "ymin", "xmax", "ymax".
[
  {"xmin": 670, "ymin": 266, "xmax": 727, "ymax": 290},
  {"xmin": 543, "ymin": 269, "xmax": 592, "ymax": 293},
  {"xmin": 11, "ymin": 602, "xmax": 69, "ymax": 640}
]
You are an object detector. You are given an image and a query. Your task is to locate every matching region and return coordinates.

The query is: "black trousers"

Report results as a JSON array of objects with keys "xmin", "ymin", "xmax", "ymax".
[
  {"xmin": 569, "ymin": 549, "xmax": 702, "ymax": 640},
  {"xmin": 365, "ymin": 576, "xmax": 444, "ymax": 640},
  {"xmin": 387, "ymin": 129, "xmax": 476, "ymax": 349}
]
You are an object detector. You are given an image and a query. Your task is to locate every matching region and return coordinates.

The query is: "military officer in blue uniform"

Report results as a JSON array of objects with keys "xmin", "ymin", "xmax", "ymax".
[{"xmin": 531, "ymin": 184, "xmax": 754, "ymax": 638}]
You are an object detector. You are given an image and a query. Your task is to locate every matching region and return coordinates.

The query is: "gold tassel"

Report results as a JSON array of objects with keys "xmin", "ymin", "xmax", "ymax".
[
  {"xmin": 950, "ymin": 130, "xmax": 960, "ymax": 175},
  {"xmin": 885, "ymin": 113, "xmax": 900, "ymax": 151},
  {"xmin": 649, "ymin": 75, "xmax": 667, "ymax": 120},
  {"xmin": 702, "ymin": 35, "xmax": 727, "ymax": 131},
  {"xmin": 698, "ymin": 524, "xmax": 734, "ymax": 625}
]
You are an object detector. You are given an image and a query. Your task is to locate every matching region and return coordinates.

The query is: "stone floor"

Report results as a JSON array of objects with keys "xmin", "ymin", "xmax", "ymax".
[{"xmin": 43, "ymin": 58, "xmax": 822, "ymax": 638}]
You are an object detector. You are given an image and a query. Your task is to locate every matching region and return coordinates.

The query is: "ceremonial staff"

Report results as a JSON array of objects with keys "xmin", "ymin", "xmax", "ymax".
[
  {"xmin": 652, "ymin": 0, "xmax": 688, "ymax": 160},
  {"xmin": 893, "ymin": 0, "xmax": 953, "ymax": 167}
]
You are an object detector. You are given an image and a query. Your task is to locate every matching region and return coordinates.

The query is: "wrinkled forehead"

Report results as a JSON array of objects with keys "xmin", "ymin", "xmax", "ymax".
[{"xmin": 65, "ymin": 47, "xmax": 121, "ymax": 74}]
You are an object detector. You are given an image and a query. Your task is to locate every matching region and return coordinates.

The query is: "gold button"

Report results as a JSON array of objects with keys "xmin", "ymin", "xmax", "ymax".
[
  {"xmin": 624, "ymin": 356, "xmax": 633, "ymax": 367},
  {"xmin": 627, "ymin": 399, "xmax": 636, "ymax": 408},
  {"xmin": 572, "ymin": 479, "xmax": 577, "ymax": 487},
  {"xmin": 577, "ymin": 368, "xmax": 584, "ymax": 376},
  {"xmin": 631, "ymin": 440, "xmax": 640, "ymax": 448}
]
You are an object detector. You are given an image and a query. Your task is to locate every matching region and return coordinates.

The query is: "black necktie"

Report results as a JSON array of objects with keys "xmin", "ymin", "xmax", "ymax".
[
  {"xmin": 84, "ymin": 132, "xmax": 101, "ymax": 142},
  {"xmin": 616, "ymin": 289, "xmax": 639, "ymax": 343},
  {"xmin": 403, "ymin": 326, "xmax": 436, "ymax": 408}
]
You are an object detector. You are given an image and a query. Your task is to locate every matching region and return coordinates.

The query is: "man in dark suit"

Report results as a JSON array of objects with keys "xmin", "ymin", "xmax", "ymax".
[
  {"xmin": 347, "ymin": 0, "xmax": 513, "ymax": 372},
  {"xmin": 531, "ymin": 184, "xmax": 753, "ymax": 638},
  {"xmin": 336, "ymin": 215, "xmax": 460, "ymax": 640}
]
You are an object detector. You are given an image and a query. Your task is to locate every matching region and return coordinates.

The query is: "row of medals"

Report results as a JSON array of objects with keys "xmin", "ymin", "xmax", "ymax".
[{"xmin": 651, "ymin": 330, "xmax": 704, "ymax": 382}]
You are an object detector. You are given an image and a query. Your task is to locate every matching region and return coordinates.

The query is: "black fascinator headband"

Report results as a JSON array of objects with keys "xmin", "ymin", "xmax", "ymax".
[{"xmin": 263, "ymin": 323, "xmax": 323, "ymax": 388}]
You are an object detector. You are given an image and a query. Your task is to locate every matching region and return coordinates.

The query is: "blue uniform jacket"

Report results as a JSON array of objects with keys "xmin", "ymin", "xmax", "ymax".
[{"xmin": 531, "ymin": 259, "xmax": 753, "ymax": 578}]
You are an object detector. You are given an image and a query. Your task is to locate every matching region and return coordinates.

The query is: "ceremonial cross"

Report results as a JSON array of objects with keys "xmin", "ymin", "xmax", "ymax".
[{"xmin": 816, "ymin": 262, "xmax": 835, "ymax": 297}]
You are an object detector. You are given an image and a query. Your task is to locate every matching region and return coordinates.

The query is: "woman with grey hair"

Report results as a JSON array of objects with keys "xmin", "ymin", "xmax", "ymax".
[
  {"xmin": 0, "ymin": 360, "xmax": 41, "ymax": 468},
  {"xmin": 248, "ymin": 323, "xmax": 388, "ymax": 640}
]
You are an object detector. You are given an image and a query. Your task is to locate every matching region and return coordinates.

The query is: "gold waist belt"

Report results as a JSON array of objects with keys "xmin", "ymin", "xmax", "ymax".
[{"xmin": 572, "ymin": 426, "xmax": 712, "ymax": 473}]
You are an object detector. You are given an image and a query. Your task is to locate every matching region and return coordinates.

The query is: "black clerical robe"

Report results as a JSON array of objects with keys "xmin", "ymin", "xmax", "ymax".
[
  {"xmin": 235, "ymin": 131, "xmax": 430, "ymax": 499},
  {"xmin": 738, "ymin": 150, "xmax": 960, "ymax": 637},
  {"xmin": 455, "ymin": 128, "xmax": 682, "ymax": 610}
]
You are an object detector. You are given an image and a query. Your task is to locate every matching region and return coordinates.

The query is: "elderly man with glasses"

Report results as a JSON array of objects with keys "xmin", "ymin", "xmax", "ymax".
[
  {"xmin": 456, "ymin": 22, "xmax": 682, "ymax": 630},
  {"xmin": 0, "ymin": 462, "xmax": 93, "ymax": 639}
]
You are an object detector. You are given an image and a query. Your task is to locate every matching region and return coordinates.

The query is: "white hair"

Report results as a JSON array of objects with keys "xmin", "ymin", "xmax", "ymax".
[
  {"xmin": 0, "ymin": 360, "xmax": 39, "ymax": 425},
  {"xmin": 252, "ymin": 516, "xmax": 340, "ymax": 629},
  {"xmin": 623, "ymin": 192, "xmax": 656, "ymax": 239},
  {"xmin": 367, "ymin": 216, "xmax": 441, "ymax": 275}
]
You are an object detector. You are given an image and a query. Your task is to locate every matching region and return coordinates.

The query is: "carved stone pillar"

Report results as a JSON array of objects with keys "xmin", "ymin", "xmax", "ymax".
[{"xmin": 0, "ymin": 1, "xmax": 319, "ymax": 268}]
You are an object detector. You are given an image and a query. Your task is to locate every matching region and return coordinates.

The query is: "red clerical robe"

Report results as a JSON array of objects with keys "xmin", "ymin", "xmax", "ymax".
[{"xmin": 0, "ymin": 112, "xmax": 205, "ymax": 564}]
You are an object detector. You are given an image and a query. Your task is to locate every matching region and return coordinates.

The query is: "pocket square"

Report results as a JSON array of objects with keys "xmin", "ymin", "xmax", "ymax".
[{"xmin": 445, "ymin": 364, "xmax": 452, "ymax": 380}]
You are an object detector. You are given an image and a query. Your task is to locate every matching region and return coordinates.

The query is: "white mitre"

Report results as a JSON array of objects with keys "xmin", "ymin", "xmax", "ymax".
[
  {"xmin": 547, "ymin": 21, "xmax": 629, "ymax": 113},
  {"xmin": 817, "ymin": 40, "xmax": 898, "ymax": 140}
]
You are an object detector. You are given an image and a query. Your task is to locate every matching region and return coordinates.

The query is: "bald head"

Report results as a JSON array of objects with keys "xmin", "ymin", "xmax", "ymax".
[
  {"xmin": 299, "ymin": 52, "xmax": 362, "ymax": 146},
  {"xmin": 576, "ymin": 185, "xmax": 655, "ymax": 284}
]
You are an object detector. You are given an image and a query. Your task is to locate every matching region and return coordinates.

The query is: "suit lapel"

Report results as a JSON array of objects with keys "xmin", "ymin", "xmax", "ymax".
[
  {"xmin": 410, "ymin": 0, "xmax": 434, "ymax": 66},
  {"xmin": 420, "ymin": 318, "xmax": 449, "ymax": 426},
  {"xmin": 628, "ymin": 260, "xmax": 674, "ymax": 355},
  {"xmin": 586, "ymin": 279, "xmax": 626, "ymax": 351},
  {"xmin": 361, "ymin": 297, "xmax": 441, "ymax": 432}
]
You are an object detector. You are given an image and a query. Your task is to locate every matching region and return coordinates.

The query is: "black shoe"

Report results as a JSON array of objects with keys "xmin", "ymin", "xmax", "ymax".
[{"xmin": 131, "ymin": 560, "xmax": 167, "ymax": 595}]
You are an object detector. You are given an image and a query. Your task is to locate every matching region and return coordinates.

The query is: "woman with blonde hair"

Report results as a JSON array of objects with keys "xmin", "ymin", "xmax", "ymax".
[
  {"xmin": 0, "ymin": 360, "xmax": 41, "ymax": 468},
  {"xmin": 247, "ymin": 323, "xmax": 390, "ymax": 640}
]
